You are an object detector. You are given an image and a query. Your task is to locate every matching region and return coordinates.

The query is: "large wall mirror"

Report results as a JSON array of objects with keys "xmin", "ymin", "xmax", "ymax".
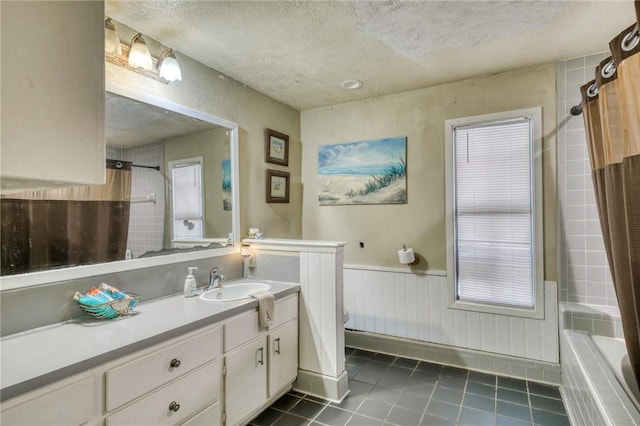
[{"xmin": 0, "ymin": 83, "xmax": 239, "ymax": 284}]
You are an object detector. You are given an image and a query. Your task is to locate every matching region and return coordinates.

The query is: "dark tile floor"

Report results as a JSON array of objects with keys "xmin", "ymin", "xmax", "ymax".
[{"xmin": 249, "ymin": 348, "xmax": 571, "ymax": 426}]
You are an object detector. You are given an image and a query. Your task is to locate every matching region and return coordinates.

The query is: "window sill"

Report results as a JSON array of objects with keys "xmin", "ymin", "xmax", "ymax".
[{"xmin": 449, "ymin": 297, "xmax": 545, "ymax": 320}]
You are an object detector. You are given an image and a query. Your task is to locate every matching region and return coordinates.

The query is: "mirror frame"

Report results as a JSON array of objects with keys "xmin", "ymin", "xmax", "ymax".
[{"xmin": 0, "ymin": 81, "xmax": 240, "ymax": 291}]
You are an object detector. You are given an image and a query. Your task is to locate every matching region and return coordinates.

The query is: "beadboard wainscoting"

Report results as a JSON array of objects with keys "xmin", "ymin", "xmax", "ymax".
[{"xmin": 343, "ymin": 266, "xmax": 559, "ymax": 366}]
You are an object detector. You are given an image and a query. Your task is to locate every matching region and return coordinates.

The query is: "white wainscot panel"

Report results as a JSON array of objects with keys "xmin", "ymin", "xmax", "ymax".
[{"xmin": 344, "ymin": 267, "xmax": 558, "ymax": 363}]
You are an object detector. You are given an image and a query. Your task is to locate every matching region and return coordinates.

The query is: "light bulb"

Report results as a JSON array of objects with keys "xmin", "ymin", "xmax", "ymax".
[
  {"xmin": 104, "ymin": 18, "xmax": 121, "ymax": 58},
  {"xmin": 158, "ymin": 49, "xmax": 182, "ymax": 82},
  {"xmin": 128, "ymin": 33, "xmax": 153, "ymax": 70}
]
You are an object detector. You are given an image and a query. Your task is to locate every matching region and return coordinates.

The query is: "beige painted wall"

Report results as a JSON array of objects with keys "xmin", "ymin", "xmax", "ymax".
[
  {"xmin": 107, "ymin": 21, "xmax": 302, "ymax": 240},
  {"xmin": 301, "ymin": 64, "xmax": 557, "ymax": 281}
]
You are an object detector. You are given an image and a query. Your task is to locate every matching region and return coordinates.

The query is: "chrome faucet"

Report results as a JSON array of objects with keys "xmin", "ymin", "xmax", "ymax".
[{"xmin": 207, "ymin": 267, "xmax": 224, "ymax": 291}]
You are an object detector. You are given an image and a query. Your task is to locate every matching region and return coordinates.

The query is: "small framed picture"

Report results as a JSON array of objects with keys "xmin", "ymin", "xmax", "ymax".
[
  {"xmin": 265, "ymin": 128, "xmax": 289, "ymax": 166},
  {"xmin": 266, "ymin": 169, "xmax": 290, "ymax": 203}
]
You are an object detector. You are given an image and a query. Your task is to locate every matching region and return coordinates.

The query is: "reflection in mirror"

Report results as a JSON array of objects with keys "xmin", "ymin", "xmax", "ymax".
[{"xmin": 0, "ymin": 92, "xmax": 237, "ymax": 276}]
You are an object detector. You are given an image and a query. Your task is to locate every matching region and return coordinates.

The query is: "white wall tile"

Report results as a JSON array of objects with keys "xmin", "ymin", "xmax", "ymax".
[{"xmin": 566, "ymin": 56, "xmax": 586, "ymax": 70}]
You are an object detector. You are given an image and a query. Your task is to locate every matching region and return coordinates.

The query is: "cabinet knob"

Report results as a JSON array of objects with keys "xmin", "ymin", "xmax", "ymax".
[
  {"xmin": 170, "ymin": 358, "xmax": 181, "ymax": 368},
  {"xmin": 168, "ymin": 401, "xmax": 181, "ymax": 412}
]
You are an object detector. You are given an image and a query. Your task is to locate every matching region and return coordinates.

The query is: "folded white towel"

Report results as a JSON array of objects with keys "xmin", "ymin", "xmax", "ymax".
[{"xmin": 251, "ymin": 290, "xmax": 274, "ymax": 329}]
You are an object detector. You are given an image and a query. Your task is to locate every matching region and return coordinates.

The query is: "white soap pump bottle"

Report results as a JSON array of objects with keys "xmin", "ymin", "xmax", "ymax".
[{"xmin": 184, "ymin": 267, "xmax": 198, "ymax": 297}]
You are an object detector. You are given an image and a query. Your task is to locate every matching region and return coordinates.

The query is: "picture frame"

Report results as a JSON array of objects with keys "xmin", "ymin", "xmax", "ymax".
[
  {"xmin": 265, "ymin": 128, "xmax": 289, "ymax": 166},
  {"xmin": 266, "ymin": 169, "xmax": 290, "ymax": 203}
]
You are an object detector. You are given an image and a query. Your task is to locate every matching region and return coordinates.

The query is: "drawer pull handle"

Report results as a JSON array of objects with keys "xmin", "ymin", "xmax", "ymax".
[
  {"xmin": 170, "ymin": 358, "xmax": 181, "ymax": 368},
  {"xmin": 169, "ymin": 401, "xmax": 181, "ymax": 412},
  {"xmin": 275, "ymin": 337, "xmax": 281, "ymax": 355},
  {"xmin": 258, "ymin": 347, "xmax": 264, "ymax": 365}
]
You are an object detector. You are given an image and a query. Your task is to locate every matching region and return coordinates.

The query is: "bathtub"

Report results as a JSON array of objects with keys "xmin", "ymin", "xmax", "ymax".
[
  {"xmin": 561, "ymin": 329, "xmax": 640, "ymax": 425},
  {"xmin": 592, "ymin": 335, "xmax": 640, "ymax": 412}
]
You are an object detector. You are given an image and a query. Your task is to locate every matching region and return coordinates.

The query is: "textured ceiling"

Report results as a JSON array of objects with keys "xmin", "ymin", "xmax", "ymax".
[
  {"xmin": 105, "ymin": 1, "xmax": 635, "ymax": 111},
  {"xmin": 106, "ymin": 92, "xmax": 218, "ymax": 147}
]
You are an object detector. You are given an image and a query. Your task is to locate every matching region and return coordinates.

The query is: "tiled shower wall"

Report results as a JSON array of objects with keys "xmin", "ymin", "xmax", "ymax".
[
  {"xmin": 556, "ymin": 54, "xmax": 617, "ymax": 308},
  {"xmin": 107, "ymin": 143, "xmax": 166, "ymax": 258},
  {"xmin": 119, "ymin": 142, "xmax": 167, "ymax": 258}
]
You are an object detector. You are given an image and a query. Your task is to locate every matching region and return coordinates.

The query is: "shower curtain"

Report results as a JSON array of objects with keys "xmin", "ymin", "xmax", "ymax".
[
  {"xmin": 580, "ymin": 17, "xmax": 640, "ymax": 388},
  {"xmin": 0, "ymin": 160, "xmax": 132, "ymax": 275}
]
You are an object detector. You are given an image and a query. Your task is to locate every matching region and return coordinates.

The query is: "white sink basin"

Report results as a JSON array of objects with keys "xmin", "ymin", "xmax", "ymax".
[{"xmin": 199, "ymin": 283, "xmax": 271, "ymax": 302}]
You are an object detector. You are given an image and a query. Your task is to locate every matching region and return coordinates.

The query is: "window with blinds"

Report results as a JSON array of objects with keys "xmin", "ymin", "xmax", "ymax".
[
  {"xmin": 446, "ymin": 108, "xmax": 543, "ymax": 317},
  {"xmin": 171, "ymin": 160, "xmax": 204, "ymax": 239}
]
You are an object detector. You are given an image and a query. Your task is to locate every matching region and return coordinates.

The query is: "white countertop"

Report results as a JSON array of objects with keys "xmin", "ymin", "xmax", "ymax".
[{"xmin": 0, "ymin": 279, "xmax": 299, "ymax": 401}]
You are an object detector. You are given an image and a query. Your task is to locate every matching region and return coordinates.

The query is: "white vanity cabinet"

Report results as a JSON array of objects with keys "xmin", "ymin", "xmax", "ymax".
[
  {"xmin": 105, "ymin": 325, "xmax": 223, "ymax": 426},
  {"xmin": 0, "ymin": 373, "xmax": 96, "ymax": 425},
  {"xmin": 0, "ymin": 288, "xmax": 300, "ymax": 426},
  {"xmin": 1, "ymin": 1, "xmax": 105, "ymax": 192},
  {"xmin": 223, "ymin": 294, "xmax": 299, "ymax": 426}
]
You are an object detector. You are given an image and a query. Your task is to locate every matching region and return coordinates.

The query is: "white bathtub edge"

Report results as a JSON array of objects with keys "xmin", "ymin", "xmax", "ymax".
[{"xmin": 561, "ymin": 330, "xmax": 640, "ymax": 425}]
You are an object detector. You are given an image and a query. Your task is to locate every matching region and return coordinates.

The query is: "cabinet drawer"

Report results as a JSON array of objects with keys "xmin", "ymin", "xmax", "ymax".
[
  {"xmin": 1, "ymin": 374, "xmax": 94, "ymax": 425},
  {"xmin": 224, "ymin": 309, "xmax": 261, "ymax": 352},
  {"xmin": 106, "ymin": 359, "xmax": 220, "ymax": 426},
  {"xmin": 224, "ymin": 294, "xmax": 298, "ymax": 352},
  {"xmin": 180, "ymin": 401, "xmax": 221, "ymax": 426},
  {"xmin": 106, "ymin": 326, "xmax": 221, "ymax": 411},
  {"xmin": 272, "ymin": 294, "xmax": 298, "ymax": 329}
]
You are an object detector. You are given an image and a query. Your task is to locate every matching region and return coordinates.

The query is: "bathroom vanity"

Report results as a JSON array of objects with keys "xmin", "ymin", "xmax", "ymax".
[{"xmin": 0, "ymin": 281, "xmax": 299, "ymax": 426}]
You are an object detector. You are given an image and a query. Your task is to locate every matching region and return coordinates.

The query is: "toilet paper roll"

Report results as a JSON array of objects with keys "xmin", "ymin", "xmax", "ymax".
[{"xmin": 398, "ymin": 248, "xmax": 415, "ymax": 264}]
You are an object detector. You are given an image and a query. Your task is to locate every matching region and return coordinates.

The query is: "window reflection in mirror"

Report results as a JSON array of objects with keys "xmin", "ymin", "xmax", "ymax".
[{"xmin": 0, "ymin": 91, "xmax": 237, "ymax": 276}]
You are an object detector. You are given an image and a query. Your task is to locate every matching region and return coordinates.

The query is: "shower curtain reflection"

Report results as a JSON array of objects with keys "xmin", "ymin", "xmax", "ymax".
[
  {"xmin": 580, "ymin": 17, "xmax": 640, "ymax": 389},
  {"xmin": 0, "ymin": 160, "xmax": 132, "ymax": 275}
]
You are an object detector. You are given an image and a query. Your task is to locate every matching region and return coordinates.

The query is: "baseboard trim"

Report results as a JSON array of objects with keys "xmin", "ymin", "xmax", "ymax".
[
  {"xmin": 346, "ymin": 330, "xmax": 561, "ymax": 385},
  {"xmin": 293, "ymin": 369, "xmax": 349, "ymax": 403}
]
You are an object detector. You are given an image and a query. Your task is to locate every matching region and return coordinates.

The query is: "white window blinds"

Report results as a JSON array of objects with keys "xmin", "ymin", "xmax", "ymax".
[{"xmin": 453, "ymin": 117, "xmax": 534, "ymax": 308}]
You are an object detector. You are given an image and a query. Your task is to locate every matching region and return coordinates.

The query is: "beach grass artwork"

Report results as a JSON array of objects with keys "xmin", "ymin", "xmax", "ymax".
[{"xmin": 318, "ymin": 136, "xmax": 407, "ymax": 205}]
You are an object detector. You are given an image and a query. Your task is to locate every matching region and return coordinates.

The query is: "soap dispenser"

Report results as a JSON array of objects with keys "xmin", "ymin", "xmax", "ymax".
[{"xmin": 184, "ymin": 267, "xmax": 198, "ymax": 297}]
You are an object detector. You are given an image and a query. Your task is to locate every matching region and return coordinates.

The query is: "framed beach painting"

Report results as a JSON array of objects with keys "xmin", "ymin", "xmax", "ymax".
[
  {"xmin": 266, "ymin": 169, "xmax": 290, "ymax": 203},
  {"xmin": 265, "ymin": 128, "xmax": 289, "ymax": 166},
  {"xmin": 222, "ymin": 159, "xmax": 232, "ymax": 210},
  {"xmin": 318, "ymin": 136, "xmax": 407, "ymax": 206}
]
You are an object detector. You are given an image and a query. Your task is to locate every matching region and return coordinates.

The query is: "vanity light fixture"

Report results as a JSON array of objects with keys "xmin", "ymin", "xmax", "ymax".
[
  {"xmin": 104, "ymin": 24, "xmax": 181, "ymax": 84},
  {"xmin": 128, "ymin": 33, "xmax": 153, "ymax": 70},
  {"xmin": 157, "ymin": 48, "xmax": 182, "ymax": 82},
  {"xmin": 104, "ymin": 18, "xmax": 121, "ymax": 58},
  {"xmin": 240, "ymin": 244, "xmax": 252, "ymax": 257}
]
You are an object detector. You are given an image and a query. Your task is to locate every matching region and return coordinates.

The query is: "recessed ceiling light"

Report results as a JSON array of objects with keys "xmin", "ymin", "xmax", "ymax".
[{"xmin": 340, "ymin": 80, "xmax": 364, "ymax": 90}]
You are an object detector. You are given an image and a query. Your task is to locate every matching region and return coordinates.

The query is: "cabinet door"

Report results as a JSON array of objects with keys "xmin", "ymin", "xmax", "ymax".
[
  {"xmin": 224, "ymin": 337, "xmax": 267, "ymax": 426},
  {"xmin": 1, "ymin": 1, "xmax": 105, "ymax": 190},
  {"xmin": 268, "ymin": 320, "xmax": 299, "ymax": 397}
]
